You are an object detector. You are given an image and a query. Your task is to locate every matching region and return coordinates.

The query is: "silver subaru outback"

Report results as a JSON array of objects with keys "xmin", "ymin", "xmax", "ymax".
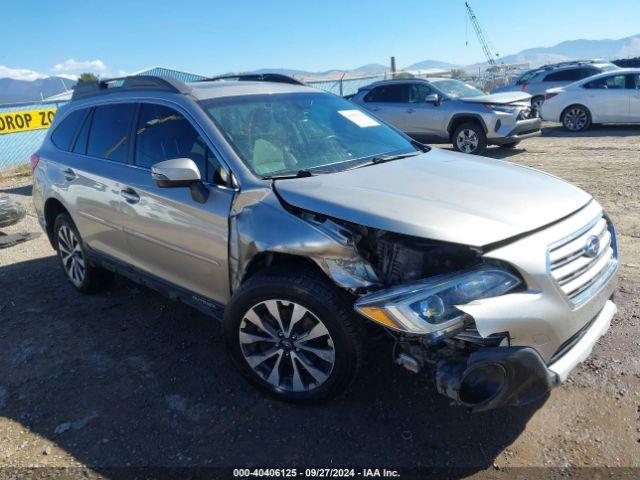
[
  {"xmin": 32, "ymin": 75, "xmax": 618, "ymax": 410},
  {"xmin": 349, "ymin": 78, "xmax": 541, "ymax": 155}
]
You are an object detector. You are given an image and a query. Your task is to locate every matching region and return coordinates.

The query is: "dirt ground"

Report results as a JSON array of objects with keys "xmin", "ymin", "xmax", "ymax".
[{"xmin": 0, "ymin": 124, "xmax": 639, "ymax": 479}]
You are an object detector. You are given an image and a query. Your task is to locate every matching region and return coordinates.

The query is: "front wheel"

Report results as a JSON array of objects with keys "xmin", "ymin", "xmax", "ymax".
[
  {"xmin": 223, "ymin": 267, "xmax": 365, "ymax": 403},
  {"xmin": 561, "ymin": 105, "xmax": 591, "ymax": 132},
  {"xmin": 452, "ymin": 122, "xmax": 487, "ymax": 155}
]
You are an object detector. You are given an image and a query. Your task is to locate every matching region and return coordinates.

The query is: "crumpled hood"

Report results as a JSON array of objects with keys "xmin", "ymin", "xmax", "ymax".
[
  {"xmin": 274, "ymin": 148, "xmax": 591, "ymax": 247},
  {"xmin": 461, "ymin": 91, "xmax": 531, "ymax": 104}
]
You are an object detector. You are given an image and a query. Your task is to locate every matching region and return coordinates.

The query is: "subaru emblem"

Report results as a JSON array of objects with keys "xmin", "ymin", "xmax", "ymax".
[{"xmin": 584, "ymin": 236, "xmax": 600, "ymax": 258}]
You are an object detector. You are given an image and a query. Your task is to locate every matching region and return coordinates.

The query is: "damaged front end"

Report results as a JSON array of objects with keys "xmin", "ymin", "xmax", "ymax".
[
  {"xmin": 353, "ymin": 264, "xmax": 558, "ymax": 411},
  {"xmin": 230, "ymin": 189, "xmax": 551, "ymax": 411}
]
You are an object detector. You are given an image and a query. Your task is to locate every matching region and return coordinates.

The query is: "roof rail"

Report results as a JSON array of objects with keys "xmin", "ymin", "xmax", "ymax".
[
  {"xmin": 196, "ymin": 73, "xmax": 305, "ymax": 85},
  {"xmin": 71, "ymin": 75, "xmax": 191, "ymax": 101},
  {"xmin": 536, "ymin": 59, "xmax": 607, "ymax": 71}
]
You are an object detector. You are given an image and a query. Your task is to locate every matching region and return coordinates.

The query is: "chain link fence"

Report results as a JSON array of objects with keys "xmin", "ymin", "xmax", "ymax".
[{"xmin": 0, "ymin": 100, "xmax": 67, "ymax": 173}]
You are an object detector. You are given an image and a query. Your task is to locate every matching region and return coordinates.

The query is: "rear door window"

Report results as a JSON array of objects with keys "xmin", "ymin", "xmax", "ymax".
[
  {"xmin": 584, "ymin": 75, "xmax": 628, "ymax": 89},
  {"xmin": 51, "ymin": 109, "xmax": 88, "ymax": 151},
  {"xmin": 87, "ymin": 104, "xmax": 136, "ymax": 163},
  {"xmin": 363, "ymin": 84, "xmax": 410, "ymax": 103},
  {"xmin": 578, "ymin": 68, "xmax": 599, "ymax": 79},
  {"xmin": 544, "ymin": 68, "xmax": 582, "ymax": 82}
]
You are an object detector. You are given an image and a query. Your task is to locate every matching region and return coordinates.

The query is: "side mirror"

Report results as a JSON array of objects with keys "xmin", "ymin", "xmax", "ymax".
[
  {"xmin": 151, "ymin": 158, "xmax": 209, "ymax": 203},
  {"xmin": 151, "ymin": 158, "xmax": 201, "ymax": 187},
  {"xmin": 425, "ymin": 93, "xmax": 440, "ymax": 106}
]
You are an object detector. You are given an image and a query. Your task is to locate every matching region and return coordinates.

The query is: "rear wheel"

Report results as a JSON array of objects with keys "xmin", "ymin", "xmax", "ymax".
[
  {"xmin": 53, "ymin": 213, "xmax": 113, "ymax": 293},
  {"xmin": 223, "ymin": 266, "xmax": 365, "ymax": 403},
  {"xmin": 561, "ymin": 105, "xmax": 591, "ymax": 132},
  {"xmin": 452, "ymin": 122, "xmax": 487, "ymax": 155}
]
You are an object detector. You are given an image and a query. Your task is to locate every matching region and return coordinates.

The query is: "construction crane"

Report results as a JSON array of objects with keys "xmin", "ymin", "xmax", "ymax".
[{"xmin": 464, "ymin": 1, "xmax": 500, "ymax": 67}]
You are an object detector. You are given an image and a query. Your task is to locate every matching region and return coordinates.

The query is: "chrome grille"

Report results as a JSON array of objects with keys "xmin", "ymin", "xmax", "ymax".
[{"xmin": 548, "ymin": 214, "xmax": 618, "ymax": 306}]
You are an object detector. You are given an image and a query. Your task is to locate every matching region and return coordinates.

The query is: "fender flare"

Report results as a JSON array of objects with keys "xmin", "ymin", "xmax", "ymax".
[{"xmin": 447, "ymin": 114, "xmax": 489, "ymax": 138}]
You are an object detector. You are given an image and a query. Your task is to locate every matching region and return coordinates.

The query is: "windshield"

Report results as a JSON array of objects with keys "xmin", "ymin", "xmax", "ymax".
[
  {"xmin": 199, "ymin": 92, "xmax": 419, "ymax": 178},
  {"xmin": 433, "ymin": 79, "xmax": 485, "ymax": 98}
]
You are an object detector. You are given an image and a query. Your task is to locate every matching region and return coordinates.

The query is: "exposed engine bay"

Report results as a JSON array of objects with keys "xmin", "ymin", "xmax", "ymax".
[{"xmin": 355, "ymin": 228, "xmax": 482, "ymax": 287}]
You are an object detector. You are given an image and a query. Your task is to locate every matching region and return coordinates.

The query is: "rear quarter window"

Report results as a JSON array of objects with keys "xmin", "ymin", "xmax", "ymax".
[{"xmin": 50, "ymin": 109, "xmax": 88, "ymax": 151}]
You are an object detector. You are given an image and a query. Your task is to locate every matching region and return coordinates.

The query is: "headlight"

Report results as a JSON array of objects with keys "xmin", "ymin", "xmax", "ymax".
[
  {"xmin": 484, "ymin": 104, "xmax": 517, "ymax": 114},
  {"xmin": 355, "ymin": 266, "xmax": 521, "ymax": 335}
]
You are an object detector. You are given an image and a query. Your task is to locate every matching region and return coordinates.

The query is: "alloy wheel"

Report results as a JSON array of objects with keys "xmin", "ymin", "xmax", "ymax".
[
  {"xmin": 57, "ymin": 224, "xmax": 86, "ymax": 287},
  {"xmin": 238, "ymin": 299, "xmax": 336, "ymax": 392},
  {"xmin": 564, "ymin": 108, "xmax": 588, "ymax": 131},
  {"xmin": 456, "ymin": 129, "xmax": 479, "ymax": 153}
]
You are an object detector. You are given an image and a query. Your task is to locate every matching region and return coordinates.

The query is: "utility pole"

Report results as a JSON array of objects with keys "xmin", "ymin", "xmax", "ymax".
[{"xmin": 390, "ymin": 56, "xmax": 396, "ymax": 78}]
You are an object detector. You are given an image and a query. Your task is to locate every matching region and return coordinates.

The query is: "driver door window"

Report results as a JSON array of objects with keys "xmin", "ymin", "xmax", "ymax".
[
  {"xmin": 134, "ymin": 103, "xmax": 228, "ymax": 186},
  {"xmin": 409, "ymin": 84, "xmax": 432, "ymax": 103}
]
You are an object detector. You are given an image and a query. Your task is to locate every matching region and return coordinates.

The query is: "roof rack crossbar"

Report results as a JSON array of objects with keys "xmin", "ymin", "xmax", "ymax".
[{"xmin": 71, "ymin": 75, "xmax": 191, "ymax": 101}]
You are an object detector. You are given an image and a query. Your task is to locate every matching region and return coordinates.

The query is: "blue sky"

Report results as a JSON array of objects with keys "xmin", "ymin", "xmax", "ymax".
[{"xmin": 1, "ymin": 0, "xmax": 640, "ymax": 80}]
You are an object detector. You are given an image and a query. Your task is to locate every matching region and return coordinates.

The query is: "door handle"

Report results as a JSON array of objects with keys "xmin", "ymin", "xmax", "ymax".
[
  {"xmin": 63, "ymin": 168, "xmax": 76, "ymax": 181},
  {"xmin": 120, "ymin": 187, "xmax": 140, "ymax": 204},
  {"xmin": 406, "ymin": 108, "xmax": 415, "ymax": 113}
]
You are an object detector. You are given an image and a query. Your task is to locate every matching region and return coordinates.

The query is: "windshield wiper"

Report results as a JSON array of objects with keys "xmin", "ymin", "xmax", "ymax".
[
  {"xmin": 347, "ymin": 151, "xmax": 423, "ymax": 170},
  {"xmin": 263, "ymin": 169, "xmax": 316, "ymax": 180}
]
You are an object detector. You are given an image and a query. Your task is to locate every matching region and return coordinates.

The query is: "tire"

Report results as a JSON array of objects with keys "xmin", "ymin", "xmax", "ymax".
[
  {"xmin": 561, "ymin": 105, "xmax": 591, "ymax": 132},
  {"xmin": 53, "ymin": 213, "xmax": 113, "ymax": 293},
  {"xmin": 531, "ymin": 96, "xmax": 544, "ymax": 113},
  {"xmin": 452, "ymin": 121, "xmax": 487, "ymax": 155},
  {"xmin": 223, "ymin": 266, "xmax": 366, "ymax": 403},
  {"xmin": 498, "ymin": 141, "xmax": 520, "ymax": 149}
]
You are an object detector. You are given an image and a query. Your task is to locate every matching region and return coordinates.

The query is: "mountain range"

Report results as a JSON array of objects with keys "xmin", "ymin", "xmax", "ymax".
[
  {"xmin": 243, "ymin": 34, "xmax": 640, "ymax": 80},
  {"xmin": 0, "ymin": 77, "xmax": 76, "ymax": 104},
  {"xmin": 2, "ymin": 34, "xmax": 640, "ymax": 103}
]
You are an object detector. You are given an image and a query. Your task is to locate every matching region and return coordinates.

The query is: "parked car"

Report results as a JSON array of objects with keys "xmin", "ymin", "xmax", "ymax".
[
  {"xmin": 493, "ymin": 60, "xmax": 619, "ymax": 112},
  {"xmin": 541, "ymin": 69, "xmax": 640, "ymax": 131},
  {"xmin": 349, "ymin": 78, "xmax": 541, "ymax": 155},
  {"xmin": 33, "ymin": 75, "xmax": 618, "ymax": 411}
]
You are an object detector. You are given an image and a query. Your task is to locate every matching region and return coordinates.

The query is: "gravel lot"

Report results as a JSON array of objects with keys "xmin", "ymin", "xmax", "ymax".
[{"xmin": 0, "ymin": 124, "xmax": 639, "ymax": 478}]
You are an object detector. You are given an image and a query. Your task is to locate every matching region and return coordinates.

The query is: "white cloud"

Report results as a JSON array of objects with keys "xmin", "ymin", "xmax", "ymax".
[
  {"xmin": 51, "ymin": 59, "xmax": 108, "ymax": 74},
  {"xmin": 55, "ymin": 73, "xmax": 79, "ymax": 81},
  {"xmin": 0, "ymin": 65, "xmax": 47, "ymax": 81}
]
